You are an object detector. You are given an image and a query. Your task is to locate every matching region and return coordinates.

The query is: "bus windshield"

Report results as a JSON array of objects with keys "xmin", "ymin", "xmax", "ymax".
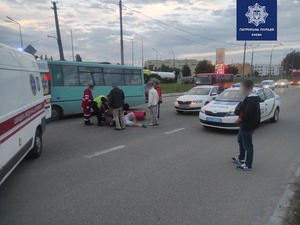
[
  {"xmin": 195, "ymin": 73, "xmax": 234, "ymax": 88},
  {"xmin": 195, "ymin": 76, "xmax": 212, "ymax": 85}
]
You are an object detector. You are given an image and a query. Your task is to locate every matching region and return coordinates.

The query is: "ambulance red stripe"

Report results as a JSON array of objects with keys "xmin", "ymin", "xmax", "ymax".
[
  {"xmin": 0, "ymin": 111, "xmax": 45, "ymax": 145},
  {"xmin": 0, "ymin": 102, "xmax": 44, "ymax": 137}
]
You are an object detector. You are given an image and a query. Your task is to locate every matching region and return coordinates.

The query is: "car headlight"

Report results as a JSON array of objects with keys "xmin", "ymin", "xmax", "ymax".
[
  {"xmin": 275, "ymin": 83, "xmax": 278, "ymax": 85},
  {"xmin": 227, "ymin": 111, "xmax": 236, "ymax": 117},
  {"xmin": 192, "ymin": 100, "xmax": 203, "ymax": 104},
  {"xmin": 200, "ymin": 108, "xmax": 205, "ymax": 113}
]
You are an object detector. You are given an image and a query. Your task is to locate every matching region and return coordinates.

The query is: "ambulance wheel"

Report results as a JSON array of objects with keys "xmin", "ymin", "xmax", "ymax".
[
  {"xmin": 51, "ymin": 106, "xmax": 62, "ymax": 121},
  {"xmin": 28, "ymin": 129, "xmax": 42, "ymax": 159}
]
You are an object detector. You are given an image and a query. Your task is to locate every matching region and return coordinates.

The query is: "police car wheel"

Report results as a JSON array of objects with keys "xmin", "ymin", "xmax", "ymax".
[
  {"xmin": 28, "ymin": 129, "xmax": 42, "ymax": 159},
  {"xmin": 270, "ymin": 107, "xmax": 279, "ymax": 123}
]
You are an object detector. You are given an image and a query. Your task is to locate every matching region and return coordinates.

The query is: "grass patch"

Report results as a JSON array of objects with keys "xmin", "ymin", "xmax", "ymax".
[
  {"xmin": 283, "ymin": 181, "xmax": 300, "ymax": 225},
  {"xmin": 160, "ymin": 83, "xmax": 194, "ymax": 93}
]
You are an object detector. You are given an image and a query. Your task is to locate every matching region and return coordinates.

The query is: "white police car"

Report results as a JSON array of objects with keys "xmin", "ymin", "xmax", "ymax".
[
  {"xmin": 199, "ymin": 87, "xmax": 281, "ymax": 130},
  {"xmin": 175, "ymin": 86, "xmax": 218, "ymax": 113}
]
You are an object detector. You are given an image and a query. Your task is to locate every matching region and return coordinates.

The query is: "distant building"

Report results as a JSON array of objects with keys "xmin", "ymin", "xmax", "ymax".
[
  {"xmin": 253, "ymin": 64, "xmax": 281, "ymax": 76},
  {"xmin": 229, "ymin": 63, "xmax": 252, "ymax": 76},
  {"xmin": 145, "ymin": 59, "xmax": 212, "ymax": 74}
]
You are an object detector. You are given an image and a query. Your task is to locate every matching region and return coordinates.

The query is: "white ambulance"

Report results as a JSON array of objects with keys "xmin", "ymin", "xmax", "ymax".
[{"xmin": 0, "ymin": 44, "xmax": 47, "ymax": 185}]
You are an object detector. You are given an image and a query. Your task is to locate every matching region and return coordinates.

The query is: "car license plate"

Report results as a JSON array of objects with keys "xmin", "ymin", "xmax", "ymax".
[
  {"xmin": 206, "ymin": 117, "xmax": 222, "ymax": 123},
  {"xmin": 179, "ymin": 104, "xmax": 190, "ymax": 108}
]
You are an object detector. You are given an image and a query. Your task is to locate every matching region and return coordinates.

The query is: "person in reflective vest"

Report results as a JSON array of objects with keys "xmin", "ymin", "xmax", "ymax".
[
  {"xmin": 92, "ymin": 95, "xmax": 109, "ymax": 126},
  {"xmin": 81, "ymin": 84, "xmax": 94, "ymax": 126}
]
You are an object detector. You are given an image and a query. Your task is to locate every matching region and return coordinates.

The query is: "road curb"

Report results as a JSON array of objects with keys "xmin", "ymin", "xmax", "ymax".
[
  {"xmin": 266, "ymin": 166, "xmax": 300, "ymax": 225},
  {"xmin": 163, "ymin": 93, "xmax": 184, "ymax": 97}
]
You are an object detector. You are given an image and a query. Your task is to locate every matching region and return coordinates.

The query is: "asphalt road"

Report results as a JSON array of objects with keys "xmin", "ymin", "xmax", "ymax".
[{"xmin": 1, "ymin": 86, "xmax": 300, "ymax": 225}]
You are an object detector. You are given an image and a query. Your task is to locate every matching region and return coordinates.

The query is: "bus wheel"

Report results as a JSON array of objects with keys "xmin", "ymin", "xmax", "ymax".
[
  {"xmin": 51, "ymin": 106, "xmax": 62, "ymax": 121},
  {"xmin": 28, "ymin": 129, "xmax": 42, "ymax": 159}
]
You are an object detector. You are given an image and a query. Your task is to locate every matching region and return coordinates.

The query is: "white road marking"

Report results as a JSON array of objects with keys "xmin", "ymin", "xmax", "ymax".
[
  {"xmin": 85, "ymin": 145, "xmax": 126, "ymax": 159},
  {"xmin": 164, "ymin": 128, "xmax": 186, "ymax": 135}
]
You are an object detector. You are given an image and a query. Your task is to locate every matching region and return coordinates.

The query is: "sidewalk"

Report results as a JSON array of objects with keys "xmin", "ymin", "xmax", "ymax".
[{"xmin": 267, "ymin": 166, "xmax": 300, "ymax": 225}]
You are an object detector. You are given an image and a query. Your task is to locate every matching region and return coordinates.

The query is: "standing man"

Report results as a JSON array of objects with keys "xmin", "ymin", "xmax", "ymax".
[
  {"xmin": 81, "ymin": 84, "xmax": 94, "ymax": 126},
  {"xmin": 108, "ymin": 83, "xmax": 125, "ymax": 131},
  {"xmin": 154, "ymin": 81, "xmax": 162, "ymax": 119},
  {"xmin": 148, "ymin": 81, "xmax": 159, "ymax": 126},
  {"xmin": 232, "ymin": 80, "xmax": 261, "ymax": 171}
]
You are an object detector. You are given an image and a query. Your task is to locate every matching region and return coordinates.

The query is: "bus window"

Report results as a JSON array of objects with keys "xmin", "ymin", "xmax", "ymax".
[
  {"xmin": 78, "ymin": 67, "xmax": 93, "ymax": 86},
  {"xmin": 124, "ymin": 69, "xmax": 142, "ymax": 85},
  {"xmin": 103, "ymin": 68, "xmax": 124, "ymax": 86},
  {"xmin": 50, "ymin": 64, "xmax": 63, "ymax": 86},
  {"xmin": 63, "ymin": 66, "xmax": 79, "ymax": 86},
  {"xmin": 91, "ymin": 67, "xmax": 104, "ymax": 86},
  {"xmin": 93, "ymin": 73, "xmax": 104, "ymax": 86}
]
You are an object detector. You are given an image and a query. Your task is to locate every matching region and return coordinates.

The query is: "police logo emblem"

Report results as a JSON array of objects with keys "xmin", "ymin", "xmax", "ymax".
[{"xmin": 245, "ymin": 3, "xmax": 269, "ymax": 27}]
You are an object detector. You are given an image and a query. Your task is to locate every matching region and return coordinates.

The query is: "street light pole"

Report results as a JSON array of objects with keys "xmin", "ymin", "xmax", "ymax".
[
  {"xmin": 169, "ymin": 51, "xmax": 175, "ymax": 71},
  {"xmin": 152, "ymin": 48, "xmax": 159, "ymax": 61},
  {"xmin": 5, "ymin": 16, "xmax": 23, "ymax": 50},
  {"xmin": 269, "ymin": 44, "xmax": 283, "ymax": 78},
  {"xmin": 242, "ymin": 41, "xmax": 247, "ymax": 77},
  {"xmin": 250, "ymin": 44, "xmax": 259, "ymax": 76}
]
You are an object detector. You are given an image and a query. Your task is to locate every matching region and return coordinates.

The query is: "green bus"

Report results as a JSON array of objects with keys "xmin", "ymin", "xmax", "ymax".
[{"xmin": 47, "ymin": 60, "xmax": 145, "ymax": 120}]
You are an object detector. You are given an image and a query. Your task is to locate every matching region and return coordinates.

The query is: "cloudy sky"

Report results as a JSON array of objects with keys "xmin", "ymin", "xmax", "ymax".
[{"xmin": 0, "ymin": 0, "xmax": 299, "ymax": 66}]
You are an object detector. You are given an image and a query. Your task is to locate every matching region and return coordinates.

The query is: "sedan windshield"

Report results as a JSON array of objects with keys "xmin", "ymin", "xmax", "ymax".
[
  {"xmin": 215, "ymin": 90, "xmax": 244, "ymax": 102},
  {"xmin": 186, "ymin": 88, "xmax": 211, "ymax": 95}
]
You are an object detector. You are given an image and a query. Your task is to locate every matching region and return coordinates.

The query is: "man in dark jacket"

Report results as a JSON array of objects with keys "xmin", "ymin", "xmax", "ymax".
[
  {"xmin": 108, "ymin": 83, "xmax": 125, "ymax": 130},
  {"xmin": 232, "ymin": 79, "xmax": 261, "ymax": 171}
]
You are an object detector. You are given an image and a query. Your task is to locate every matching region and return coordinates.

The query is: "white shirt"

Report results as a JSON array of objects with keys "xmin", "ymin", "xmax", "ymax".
[{"xmin": 148, "ymin": 87, "xmax": 159, "ymax": 106}]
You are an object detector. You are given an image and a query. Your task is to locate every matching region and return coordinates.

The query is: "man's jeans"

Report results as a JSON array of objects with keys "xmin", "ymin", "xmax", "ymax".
[{"xmin": 238, "ymin": 127, "xmax": 254, "ymax": 168}]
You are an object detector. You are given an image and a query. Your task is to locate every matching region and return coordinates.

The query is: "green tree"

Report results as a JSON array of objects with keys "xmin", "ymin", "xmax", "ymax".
[
  {"xmin": 195, "ymin": 60, "xmax": 215, "ymax": 74},
  {"xmin": 225, "ymin": 65, "xmax": 239, "ymax": 75},
  {"xmin": 75, "ymin": 54, "xmax": 82, "ymax": 62},
  {"xmin": 159, "ymin": 63, "xmax": 173, "ymax": 72},
  {"xmin": 181, "ymin": 64, "xmax": 191, "ymax": 77},
  {"xmin": 282, "ymin": 51, "xmax": 300, "ymax": 75}
]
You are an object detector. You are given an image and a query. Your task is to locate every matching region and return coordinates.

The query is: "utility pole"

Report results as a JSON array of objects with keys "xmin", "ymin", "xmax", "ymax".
[
  {"xmin": 51, "ymin": 1, "xmax": 64, "ymax": 60},
  {"xmin": 70, "ymin": 29, "xmax": 74, "ymax": 61},
  {"xmin": 142, "ymin": 39, "xmax": 144, "ymax": 68},
  {"xmin": 119, "ymin": 0, "xmax": 124, "ymax": 65},
  {"xmin": 132, "ymin": 39, "xmax": 134, "ymax": 66},
  {"xmin": 242, "ymin": 41, "xmax": 247, "ymax": 77}
]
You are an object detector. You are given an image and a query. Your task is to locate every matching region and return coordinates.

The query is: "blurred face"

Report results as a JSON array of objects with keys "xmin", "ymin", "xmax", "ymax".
[{"xmin": 240, "ymin": 85, "xmax": 251, "ymax": 96}]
